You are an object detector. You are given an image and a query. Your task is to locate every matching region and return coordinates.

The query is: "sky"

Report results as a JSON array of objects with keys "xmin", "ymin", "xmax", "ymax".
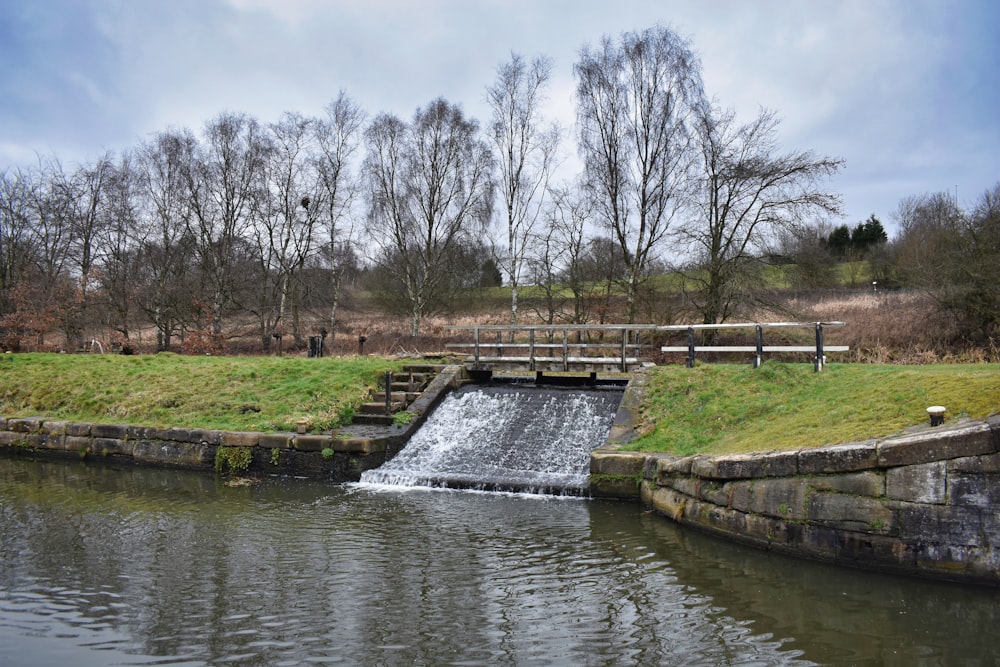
[{"xmin": 0, "ymin": 0, "xmax": 997, "ymax": 235}]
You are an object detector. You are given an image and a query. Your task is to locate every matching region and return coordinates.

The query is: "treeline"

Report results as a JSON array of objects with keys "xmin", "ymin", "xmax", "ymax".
[
  {"xmin": 1, "ymin": 25, "xmax": 997, "ymax": 354},
  {"xmin": 778, "ymin": 188, "xmax": 1000, "ymax": 345}
]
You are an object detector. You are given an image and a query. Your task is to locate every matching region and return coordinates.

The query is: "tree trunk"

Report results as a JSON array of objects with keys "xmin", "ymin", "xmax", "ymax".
[{"xmin": 328, "ymin": 268, "xmax": 343, "ymax": 340}]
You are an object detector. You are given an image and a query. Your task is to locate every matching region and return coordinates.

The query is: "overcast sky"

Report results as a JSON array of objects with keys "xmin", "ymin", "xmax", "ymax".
[{"xmin": 1, "ymin": 0, "xmax": 996, "ymax": 234}]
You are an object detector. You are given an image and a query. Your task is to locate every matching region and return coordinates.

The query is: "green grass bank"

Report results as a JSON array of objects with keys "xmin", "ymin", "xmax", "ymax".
[
  {"xmin": 631, "ymin": 362, "xmax": 1000, "ymax": 454},
  {"xmin": 0, "ymin": 353, "xmax": 997, "ymax": 454},
  {"xmin": 0, "ymin": 353, "xmax": 404, "ymax": 433}
]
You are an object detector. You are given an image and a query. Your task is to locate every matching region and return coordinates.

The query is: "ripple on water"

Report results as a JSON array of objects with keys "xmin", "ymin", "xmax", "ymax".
[{"xmin": 4, "ymin": 461, "xmax": 998, "ymax": 666}]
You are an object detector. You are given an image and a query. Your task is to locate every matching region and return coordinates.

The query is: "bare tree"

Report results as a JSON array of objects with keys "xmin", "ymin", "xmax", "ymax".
[
  {"xmin": 575, "ymin": 25, "xmax": 705, "ymax": 322},
  {"xmin": 27, "ymin": 157, "xmax": 78, "ymax": 346},
  {"xmin": 774, "ymin": 220, "xmax": 840, "ymax": 289},
  {"xmin": 364, "ymin": 99, "xmax": 494, "ymax": 336},
  {"xmin": 251, "ymin": 111, "xmax": 324, "ymax": 350},
  {"xmin": 529, "ymin": 182, "xmax": 595, "ymax": 325},
  {"xmin": 678, "ymin": 104, "xmax": 843, "ymax": 327},
  {"xmin": 67, "ymin": 154, "xmax": 113, "ymax": 313},
  {"xmin": 185, "ymin": 112, "xmax": 270, "ymax": 337},
  {"xmin": 893, "ymin": 192, "xmax": 958, "ymax": 277},
  {"xmin": 34, "ymin": 154, "xmax": 115, "ymax": 349},
  {"xmin": 314, "ymin": 92, "xmax": 365, "ymax": 338},
  {"xmin": 487, "ymin": 52, "xmax": 559, "ymax": 328},
  {"xmin": 137, "ymin": 129, "xmax": 199, "ymax": 351},
  {"xmin": 0, "ymin": 168, "xmax": 36, "ymax": 316},
  {"xmin": 94, "ymin": 152, "xmax": 144, "ymax": 347},
  {"xmin": 894, "ymin": 186, "xmax": 1000, "ymax": 343}
]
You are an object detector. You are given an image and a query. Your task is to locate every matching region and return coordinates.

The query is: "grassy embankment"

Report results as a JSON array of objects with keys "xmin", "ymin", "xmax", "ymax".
[
  {"xmin": 0, "ymin": 353, "xmax": 404, "ymax": 433},
  {"xmin": 632, "ymin": 362, "xmax": 1000, "ymax": 455},
  {"xmin": 0, "ymin": 353, "xmax": 996, "ymax": 454}
]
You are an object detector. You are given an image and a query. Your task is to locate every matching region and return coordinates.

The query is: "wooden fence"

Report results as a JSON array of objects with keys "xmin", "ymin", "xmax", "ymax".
[
  {"xmin": 658, "ymin": 321, "xmax": 848, "ymax": 371},
  {"xmin": 446, "ymin": 324, "xmax": 659, "ymax": 372},
  {"xmin": 446, "ymin": 321, "xmax": 849, "ymax": 372}
]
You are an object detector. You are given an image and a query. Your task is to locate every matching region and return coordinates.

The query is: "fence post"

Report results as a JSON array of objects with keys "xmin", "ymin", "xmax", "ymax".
[
  {"xmin": 814, "ymin": 323, "xmax": 825, "ymax": 372},
  {"xmin": 620, "ymin": 329, "xmax": 628, "ymax": 373},
  {"xmin": 384, "ymin": 370, "xmax": 393, "ymax": 415},
  {"xmin": 473, "ymin": 327, "xmax": 480, "ymax": 364},
  {"xmin": 562, "ymin": 328, "xmax": 569, "ymax": 372},
  {"xmin": 686, "ymin": 327, "xmax": 696, "ymax": 368},
  {"xmin": 529, "ymin": 329, "xmax": 536, "ymax": 371},
  {"xmin": 754, "ymin": 325, "xmax": 764, "ymax": 369}
]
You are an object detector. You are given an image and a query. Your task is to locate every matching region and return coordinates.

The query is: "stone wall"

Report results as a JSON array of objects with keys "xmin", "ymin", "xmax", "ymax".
[
  {"xmin": 0, "ymin": 416, "xmax": 399, "ymax": 481},
  {"xmin": 591, "ymin": 417, "xmax": 1000, "ymax": 586}
]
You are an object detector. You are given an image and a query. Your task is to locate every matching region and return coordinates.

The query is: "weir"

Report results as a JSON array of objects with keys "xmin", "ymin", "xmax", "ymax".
[{"xmin": 359, "ymin": 383, "xmax": 623, "ymax": 494}]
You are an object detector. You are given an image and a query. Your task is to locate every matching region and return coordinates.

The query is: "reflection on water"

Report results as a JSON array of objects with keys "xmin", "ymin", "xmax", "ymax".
[{"xmin": 1, "ymin": 458, "xmax": 997, "ymax": 666}]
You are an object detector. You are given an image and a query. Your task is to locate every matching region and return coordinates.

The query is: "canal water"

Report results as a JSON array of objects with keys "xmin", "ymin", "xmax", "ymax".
[{"xmin": 1, "ymin": 458, "xmax": 997, "ymax": 666}]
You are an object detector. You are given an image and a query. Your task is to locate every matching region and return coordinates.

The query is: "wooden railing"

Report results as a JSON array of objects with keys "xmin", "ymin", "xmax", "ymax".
[
  {"xmin": 446, "ymin": 321, "xmax": 849, "ymax": 373},
  {"xmin": 446, "ymin": 324, "xmax": 659, "ymax": 372},
  {"xmin": 659, "ymin": 321, "xmax": 848, "ymax": 371}
]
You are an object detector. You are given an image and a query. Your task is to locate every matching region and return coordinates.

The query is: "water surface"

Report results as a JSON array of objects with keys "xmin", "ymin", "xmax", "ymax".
[{"xmin": 1, "ymin": 459, "xmax": 997, "ymax": 666}]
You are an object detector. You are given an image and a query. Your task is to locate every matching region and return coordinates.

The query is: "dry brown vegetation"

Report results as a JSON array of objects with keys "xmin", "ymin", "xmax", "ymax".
[
  {"xmin": 249, "ymin": 288, "xmax": 998, "ymax": 364},
  {"xmin": 18, "ymin": 284, "xmax": 996, "ymax": 365},
  {"xmin": 784, "ymin": 290, "xmax": 998, "ymax": 364}
]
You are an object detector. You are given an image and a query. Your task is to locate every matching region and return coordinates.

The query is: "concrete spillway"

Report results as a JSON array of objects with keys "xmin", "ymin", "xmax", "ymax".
[{"xmin": 359, "ymin": 384, "xmax": 623, "ymax": 495}]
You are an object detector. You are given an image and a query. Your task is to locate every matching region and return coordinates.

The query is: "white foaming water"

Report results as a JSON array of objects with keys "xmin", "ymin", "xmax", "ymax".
[{"xmin": 359, "ymin": 385, "xmax": 622, "ymax": 494}]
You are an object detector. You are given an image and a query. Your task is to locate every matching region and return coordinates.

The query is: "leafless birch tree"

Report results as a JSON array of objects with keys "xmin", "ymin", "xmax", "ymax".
[
  {"xmin": 487, "ymin": 52, "xmax": 559, "ymax": 327},
  {"xmin": 575, "ymin": 25, "xmax": 704, "ymax": 322},
  {"xmin": 0, "ymin": 168, "xmax": 35, "ymax": 315},
  {"xmin": 252, "ymin": 111, "xmax": 323, "ymax": 349},
  {"xmin": 94, "ymin": 152, "xmax": 143, "ymax": 346},
  {"xmin": 364, "ymin": 98, "xmax": 494, "ymax": 336},
  {"xmin": 314, "ymin": 92, "xmax": 365, "ymax": 337},
  {"xmin": 185, "ymin": 112, "xmax": 269, "ymax": 335},
  {"xmin": 137, "ymin": 129, "xmax": 199, "ymax": 351}
]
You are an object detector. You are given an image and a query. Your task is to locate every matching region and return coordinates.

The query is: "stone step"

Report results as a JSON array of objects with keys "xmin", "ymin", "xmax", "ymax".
[
  {"xmin": 393, "ymin": 372, "xmax": 431, "ymax": 385},
  {"xmin": 350, "ymin": 413, "xmax": 395, "ymax": 426},
  {"xmin": 390, "ymin": 381, "xmax": 426, "ymax": 393},
  {"xmin": 359, "ymin": 401, "xmax": 405, "ymax": 415},
  {"xmin": 401, "ymin": 364, "xmax": 445, "ymax": 374},
  {"xmin": 372, "ymin": 392, "xmax": 415, "ymax": 403},
  {"xmin": 347, "ymin": 365, "xmax": 442, "ymax": 427}
]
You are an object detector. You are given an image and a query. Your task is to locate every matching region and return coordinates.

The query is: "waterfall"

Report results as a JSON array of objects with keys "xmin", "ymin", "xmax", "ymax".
[{"xmin": 359, "ymin": 385, "xmax": 622, "ymax": 495}]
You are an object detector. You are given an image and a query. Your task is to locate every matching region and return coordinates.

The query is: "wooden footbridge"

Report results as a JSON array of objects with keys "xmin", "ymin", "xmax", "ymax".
[{"xmin": 446, "ymin": 322, "xmax": 848, "ymax": 373}]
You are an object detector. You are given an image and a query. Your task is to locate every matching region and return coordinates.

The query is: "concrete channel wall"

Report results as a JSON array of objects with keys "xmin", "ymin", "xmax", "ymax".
[{"xmin": 591, "ymin": 416, "xmax": 1000, "ymax": 586}]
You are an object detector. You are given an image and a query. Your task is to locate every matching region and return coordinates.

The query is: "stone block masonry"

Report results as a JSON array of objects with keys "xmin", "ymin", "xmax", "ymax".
[
  {"xmin": 0, "ymin": 417, "xmax": 396, "ymax": 482},
  {"xmin": 591, "ymin": 416, "xmax": 1000, "ymax": 587}
]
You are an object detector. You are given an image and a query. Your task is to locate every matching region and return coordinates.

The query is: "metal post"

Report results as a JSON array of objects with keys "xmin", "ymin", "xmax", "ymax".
[
  {"xmin": 814, "ymin": 323, "xmax": 825, "ymax": 372},
  {"xmin": 620, "ymin": 328, "xmax": 628, "ymax": 372},
  {"xmin": 529, "ymin": 329, "xmax": 536, "ymax": 371},
  {"xmin": 754, "ymin": 325, "xmax": 764, "ymax": 369},
  {"xmin": 562, "ymin": 328, "xmax": 569, "ymax": 372},
  {"xmin": 496, "ymin": 331, "xmax": 502, "ymax": 359},
  {"xmin": 384, "ymin": 370, "xmax": 393, "ymax": 415},
  {"xmin": 473, "ymin": 327, "xmax": 480, "ymax": 364},
  {"xmin": 686, "ymin": 327, "xmax": 696, "ymax": 368}
]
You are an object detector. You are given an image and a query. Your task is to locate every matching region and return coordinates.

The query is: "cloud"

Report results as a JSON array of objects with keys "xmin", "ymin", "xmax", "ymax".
[{"xmin": 1, "ymin": 0, "xmax": 996, "ymax": 229}]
